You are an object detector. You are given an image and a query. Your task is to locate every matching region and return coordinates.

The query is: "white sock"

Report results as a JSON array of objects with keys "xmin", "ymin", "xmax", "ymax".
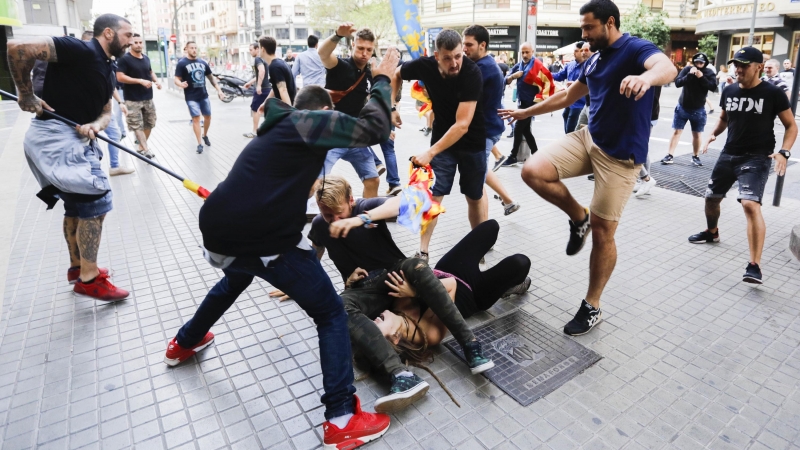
[
  {"xmin": 396, "ymin": 370, "xmax": 414, "ymax": 378},
  {"xmin": 329, "ymin": 413, "xmax": 353, "ymax": 429}
]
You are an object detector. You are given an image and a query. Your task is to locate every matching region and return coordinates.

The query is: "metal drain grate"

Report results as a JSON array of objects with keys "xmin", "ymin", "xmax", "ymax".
[
  {"xmin": 649, "ymin": 149, "xmax": 795, "ymax": 198},
  {"xmin": 445, "ymin": 310, "xmax": 601, "ymax": 406}
]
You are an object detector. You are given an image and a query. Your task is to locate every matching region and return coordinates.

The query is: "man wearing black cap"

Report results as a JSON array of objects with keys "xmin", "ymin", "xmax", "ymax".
[
  {"xmin": 660, "ymin": 52, "xmax": 717, "ymax": 166},
  {"xmin": 689, "ymin": 47, "xmax": 797, "ymax": 284}
]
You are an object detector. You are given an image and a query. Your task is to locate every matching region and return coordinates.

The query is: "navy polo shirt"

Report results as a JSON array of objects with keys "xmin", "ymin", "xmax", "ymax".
[
  {"xmin": 578, "ymin": 33, "xmax": 660, "ymax": 164},
  {"xmin": 475, "ymin": 55, "xmax": 506, "ymax": 138}
]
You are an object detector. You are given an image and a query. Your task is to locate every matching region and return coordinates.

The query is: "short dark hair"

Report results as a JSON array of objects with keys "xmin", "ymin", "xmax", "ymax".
[
  {"xmin": 576, "ymin": 40, "xmax": 585, "ymax": 48},
  {"xmin": 355, "ymin": 28, "xmax": 375, "ymax": 43},
  {"xmin": 463, "ymin": 25, "xmax": 490, "ymax": 49},
  {"xmin": 133, "ymin": 33, "xmax": 141, "ymax": 38},
  {"xmin": 250, "ymin": 42, "xmax": 259, "ymax": 50},
  {"xmin": 259, "ymin": 36, "xmax": 277, "ymax": 55},
  {"xmin": 92, "ymin": 14, "xmax": 130, "ymax": 37},
  {"xmin": 579, "ymin": 0, "xmax": 621, "ymax": 29},
  {"xmin": 184, "ymin": 41, "xmax": 196, "ymax": 49},
  {"xmin": 307, "ymin": 35, "xmax": 319, "ymax": 48},
  {"xmin": 295, "ymin": 85, "xmax": 334, "ymax": 110},
  {"xmin": 436, "ymin": 29, "xmax": 462, "ymax": 51}
]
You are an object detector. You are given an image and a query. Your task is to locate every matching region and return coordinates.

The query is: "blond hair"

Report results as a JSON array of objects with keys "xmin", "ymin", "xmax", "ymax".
[{"xmin": 316, "ymin": 175, "xmax": 352, "ymax": 211}]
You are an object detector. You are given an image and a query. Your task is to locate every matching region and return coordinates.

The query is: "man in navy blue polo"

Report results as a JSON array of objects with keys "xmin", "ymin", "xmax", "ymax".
[
  {"xmin": 552, "ymin": 41, "xmax": 589, "ymax": 134},
  {"xmin": 500, "ymin": 0, "xmax": 677, "ymax": 336}
]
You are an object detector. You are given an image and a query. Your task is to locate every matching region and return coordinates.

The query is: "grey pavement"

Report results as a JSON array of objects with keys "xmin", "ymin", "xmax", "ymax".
[{"xmin": 0, "ymin": 84, "xmax": 799, "ymax": 450}]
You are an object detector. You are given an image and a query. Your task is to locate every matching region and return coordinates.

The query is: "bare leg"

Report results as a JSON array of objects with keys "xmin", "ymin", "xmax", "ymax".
[
  {"xmin": 742, "ymin": 200, "xmax": 766, "ymax": 265},
  {"xmin": 144, "ymin": 128, "xmax": 152, "ymax": 140},
  {"xmin": 191, "ymin": 116, "xmax": 202, "ymax": 144},
  {"xmin": 134, "ymin": 129, "xmax": 148, "ymax": 152},
  {"xmin": 362, "ymin": 177, "xmax": 379, "ymax": 199},
  {"xmin": 705, "ymin": 197, "xmax": 722, "ymax": 232},
  {"xmin": 521, "ymin": 154, "xmax": 585, "ymax": 222},
  {"xmin": 63, "ymin": 217, "xmax": 80, "ymax": 268},
  {"xmin": 420, "ymin": 195, "xmax": 444, "ymax": 253},
  {"xmin": 585, "ymin": 214, "xmax": 619, "ymax": 309},
  {"xmin": 491, "ymin": 145, "xmax": 503, "ymax": 160},
  {"xmin": 252, "ymin": 110, "xmax": 260, "ymax": 134},
  {"xmin": 77, "ymin": 215, "xmax": 106, "ymax": 281},
  {"xmin": 466, "ymin": 193, "xmax": 486, "ymax": 229},
  {"xmin": 202, "ymin": 115, "xmax": 211, "ymax": 137},
  {"xmin": 486, "ymin": 170, "xmax": 514, "ymax": 204},
  {"xmin": 691, "ymin": 131, "xmax": 702, "ymax": 157},
  {"xmin": 667, "ymin": 128, "xmax": 683, "ymax": 156}
]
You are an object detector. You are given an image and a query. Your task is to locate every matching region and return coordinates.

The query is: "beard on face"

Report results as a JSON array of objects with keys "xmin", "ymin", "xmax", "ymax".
[
  {"xmin": 588, "ymin": 29, "xmax": 610, "ymax": 52},
  {"xmin": 109, "ymin": 32, "xmax": 128, "ymax": 58}
]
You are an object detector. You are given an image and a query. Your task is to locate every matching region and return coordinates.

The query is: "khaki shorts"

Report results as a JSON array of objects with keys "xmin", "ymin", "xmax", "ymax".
[
  {"xmin": 539, "ymin": 127, "xmax": 641, "ymax": 221},
  {"xmin": 125, "ymin": 99, "xmax": 157, "ymax": 130}
]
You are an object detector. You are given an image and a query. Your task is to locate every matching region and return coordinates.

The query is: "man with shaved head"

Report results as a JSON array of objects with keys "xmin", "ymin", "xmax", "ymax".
[{"xmin": 501, "ymin": 42, "xmax": 539, "ymax": 167}]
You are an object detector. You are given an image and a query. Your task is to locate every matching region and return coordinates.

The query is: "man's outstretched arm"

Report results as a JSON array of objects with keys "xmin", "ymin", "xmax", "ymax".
[{"xmin": 7, "ymin": 37, "xmax": 57, "ymax": 115}]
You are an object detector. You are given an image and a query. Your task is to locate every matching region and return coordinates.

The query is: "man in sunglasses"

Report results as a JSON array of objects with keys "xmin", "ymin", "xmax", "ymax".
[{"xmin": 500, "ymin": 0, "xmax": 677, "ymax": 336}]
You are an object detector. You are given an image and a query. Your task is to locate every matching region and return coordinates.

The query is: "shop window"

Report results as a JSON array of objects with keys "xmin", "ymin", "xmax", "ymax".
[
  {"xmin": 791, "ymin": 32, "xmax": 800, "ymax": 66},
  {"xmin": 271, "ymin": 5, "xmax": 282, "ymax": 16},
  {"xmin": 542, "ymin": 0, "xmax": 571, "ymax": 10},
  {"xmin": 730, "ymin": 32, "xmax": 773, "ymax": 61},
  {"xmin": 295, "ymin": 5, "xmax": 306, "ymax": 16},
  {"xmin": 23, "ymin": 0, "xmax": 58, "ymax": 25},
  {"xmin": 642, "ymin": 0, "xmax": 663, "ymax": 9},
  {"xmin": 475, "ymin": 0, "xmax": 511, "ymax": 8},
  {"xmin": 276, "ymin": 28, "xmax": 290, "ymax": 39},
  {"xmin": 436, "ymin": 0, "xmax": 451, "ymax": 12},
  {"xmin": 295, "ymin": 28, "xmax": 308, "ymax": 40}
]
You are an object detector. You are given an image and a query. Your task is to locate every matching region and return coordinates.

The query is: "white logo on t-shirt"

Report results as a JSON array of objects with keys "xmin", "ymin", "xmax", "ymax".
[{"xmin": 725, "ymin": 97, "xmax": 763, "ymax": 114}]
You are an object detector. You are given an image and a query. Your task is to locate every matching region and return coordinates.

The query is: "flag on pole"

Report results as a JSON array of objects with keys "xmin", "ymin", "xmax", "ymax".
[{"xmin": 391, "ymin": 0, "xmax": 423, "ymax": 59}]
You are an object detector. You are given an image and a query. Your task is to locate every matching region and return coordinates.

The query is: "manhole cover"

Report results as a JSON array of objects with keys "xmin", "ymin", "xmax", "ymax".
[
  {"xmin": 445, "ymin": 310, "xmax": 601, "ymax": 406},
  {"xmin": 649, "ymin": 149, "xmax": 795, "ymax": 197}
]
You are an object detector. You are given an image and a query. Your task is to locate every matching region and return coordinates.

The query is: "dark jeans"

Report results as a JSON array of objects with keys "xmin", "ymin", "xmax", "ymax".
[
  {"xmin": 562, "ymin": 107, "xmax": 582, "ymax": 135},
  {"xmin": 370, "ymin": 129, "xmax": 400, "ymax": 187},
  {"xmin": 705, "ymin": 153, "xmax": 771, "ymax": 204},
  {"xmin": 176, "ymin": 246, "xmax": 355, "ymax": 420},
  {"xmin": 511, "ymin": 99, "xmax": 538, "ymax": 159},
  {"xmin": 341, "ymin": 257, "xmax": 475, "ymax": 376}
]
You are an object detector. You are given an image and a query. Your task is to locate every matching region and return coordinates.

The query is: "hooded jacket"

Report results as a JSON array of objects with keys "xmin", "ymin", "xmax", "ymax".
[
  {"xmin": 675, "ymin": 54, "xmax": 717, "ymax": 110},
  {"xmin": 199, "ymin": 76, "xmax": 392, "ymax": 257}
]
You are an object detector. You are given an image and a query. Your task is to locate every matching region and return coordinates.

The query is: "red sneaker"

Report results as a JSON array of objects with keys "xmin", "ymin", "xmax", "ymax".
[
  {"xmin": 164, "ymin": 332, "xmax": 215, "ymax": 367},
  {"xmin": 67, "ymin": 267, "xmax": 109, "ymax": 284},
  {"xmin": 323, "ymin": 395, "xmax": 390, "ymax": 450},
  {"xmin": 73, "ymin": 272, "xmax": 129, "ymax": 301}
]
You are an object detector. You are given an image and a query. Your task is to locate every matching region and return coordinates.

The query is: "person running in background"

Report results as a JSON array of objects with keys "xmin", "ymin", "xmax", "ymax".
[
  {"xmin": 292, "ymin": 35, "xmax": 327, "ymax": 87},
  {"xmin": 242, "ymin": 43, "xmax": 271, "ymax": 138},
  {"xmin": 689, "ymin": 47, "xmax": 797, "ymax": 285},
  {"xmin": 259, "ymin": 36, "xmax": 296, "ymax": 105},
  {"xmin": 117, "ymin": 33, "xmax": 160, "ymax": 161},
  {"xmin": 174, "ymin": 41, "xmax": 225, "ymax": 154},
  {"xmin": 659, "ymin": 52, "xmax": 716, "ymax": 167}
]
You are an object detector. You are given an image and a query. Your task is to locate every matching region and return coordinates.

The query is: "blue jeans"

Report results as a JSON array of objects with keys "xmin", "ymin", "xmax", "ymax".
[
  {"xmin": 186, "ymin": 98, "xmax": 212, "ymax": 117},
  {"xmin": 562, "ymin": 107, "xmax": 581, "ymax": 134},
  {"xmin": 321, "ymin": 147, "xmax": 380, "ymax": 181},
  {"xmin": 672, "ymin": 104, "xmax": 707, "ymax": 132},
  {"xmin": 114, "ymin": 89, "xmax": 126, "ymax": 135},
  {"xmin": 175, "ymin": 246, "xmax": 355, "ymax": 419},
  {"xmin": 378, "ymin": 136, "xmax": 400, "ymax": 187},
  {"xmin": 103, "ymin": 100, "xmax": 122, "ymax": 168}
]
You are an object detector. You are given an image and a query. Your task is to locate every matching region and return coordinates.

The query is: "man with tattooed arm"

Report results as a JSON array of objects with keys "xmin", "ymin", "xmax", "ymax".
[{"xmin": 6, "ymin": 13, "xmax": 132, "ymax": 301}]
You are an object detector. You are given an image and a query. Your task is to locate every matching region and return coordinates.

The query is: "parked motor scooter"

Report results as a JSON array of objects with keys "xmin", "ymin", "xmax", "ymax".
[{"xmin": 216, "ymin": 73, "xmax": 254, "ymax": 103}]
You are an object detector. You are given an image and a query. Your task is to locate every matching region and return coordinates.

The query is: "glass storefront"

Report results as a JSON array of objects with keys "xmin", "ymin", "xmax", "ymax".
[{"xmin": 730, "ymin": 32, "xmax": 774, "ymax": 60}]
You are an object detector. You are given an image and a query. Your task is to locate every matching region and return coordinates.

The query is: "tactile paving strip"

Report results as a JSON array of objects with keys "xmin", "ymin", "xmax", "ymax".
[
  {"xmin": 649, "ymin": 148, "xmax": 795, "ymax": 198},
  {"xmin": 445, "ymin": 310, "xmax": 601, "ymax": 406}
]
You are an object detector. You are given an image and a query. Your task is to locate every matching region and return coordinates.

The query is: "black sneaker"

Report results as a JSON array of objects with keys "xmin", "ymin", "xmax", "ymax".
[
  {"xmin": 587, "ymin": 174, "xmax": 595, "ymax": 181},
  {"xmin": 423, "ymin": 127, "xmax": 431, "ymax": 137},
  {"xmin": 507, "ymin": 130, "xmax": 514, "ymax": 138},
  {"xmin": 374, "ymin": 374, "xmax": 429, "ymax": 413},
  {"xmin": 563, "ymin": 299, "xmax": 602, "ymax": 336},
  {"xmin": 493, "ymin": 156, "xmax": 507, "ymax": 172},
  {"xmin": 688, "ymin": 229, "xmax": 719, "ymax": 244},
  {"xmin": 661, "ymin": 154, "xmax": 674, "ymax": 165},
  {"xmin": 692, "ymin": 155, "xmax": 703, "ymax": 166},
  {"xmin": 502, "ymin": 276, "xmax": 531, "ymax": 298},
  {"xmin": 203, "ymin": 135, "xmax": 211, "ymax": 146},
  {"xmin": 196, "ymin": 144, "xmax": 204, "ymax": 154},
  {"xmin": 743, "ymin": 263, "xmax": 763, "ymax": 284},
  {"xmin": 501, "ymin": 156, "xmax": 519, "ymax": 167},
  {"xmin": 566, "ymin": 209, "xmax": 591, "ymax": 256},
  {"xmin": 463, "ymin": 341, "xmax": 494, "ymax": 375}
]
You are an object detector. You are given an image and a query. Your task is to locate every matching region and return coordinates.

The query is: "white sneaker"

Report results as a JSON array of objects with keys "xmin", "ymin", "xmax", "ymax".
[
  {"xmin": 109, "ymin": 166, "xmax": 135, "ymax": 176},
  {"xmin": 635, "ymin": 177, "xmax": 656, "ymax": 197},
  {"xmin": 632, "ymin": 178, "xmax": 643, "ymax": 193}
]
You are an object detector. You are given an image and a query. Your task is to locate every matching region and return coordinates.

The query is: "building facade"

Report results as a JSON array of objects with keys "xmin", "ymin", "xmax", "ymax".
[{"xmin": 419, "ymin": 0, "xmax": 699, "ymax": 64}]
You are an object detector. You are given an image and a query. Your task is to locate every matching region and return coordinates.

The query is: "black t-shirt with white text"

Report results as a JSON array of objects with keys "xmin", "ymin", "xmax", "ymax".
[
  {"xmin": 325, "ymin": 57, "xmax": 371, "ymax": 117},
  {"xmin": 719, "ymin": 81, "xmax": 790, "ymax": 156},
  {"xmin": 117, "ymin": 53, "xmax": 154, "ymax": 101},
  {"xmin": 400, "ymin": 56, "xmax": 485, "ymax": 152},
  {"xmin": 175, "ymin": 57, "xmax": 212, "ymax": 101},
  {"xmin": 308, "ymin": 198, "xmax": 406, "ymax": 280},
  {"xmin": 268, "ymin": 58, "xmax": 296, "ymax": 104}
]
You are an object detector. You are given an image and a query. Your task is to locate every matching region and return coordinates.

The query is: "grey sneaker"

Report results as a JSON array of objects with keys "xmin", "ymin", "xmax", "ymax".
[
  {"xmin": 503, "ymin": 201, "xmax": 521, "ymax": 216},
  {"xmin": 202, "ymin": 135, "xmax": 211, "ymax": 146},
  {"xmin": 196, "ymin": 144, "xmax": 204, "ymax": 154},
  {"xmin": 463, "ymin": 341, "xmax": 494, "ymax": 375},
  {"xmin": 502, "ymin": 276, "xmax": 531, "ymax": 298},
  {"xmin": 493, "ymin": 156, "xmax": 507, "ymax": 172},
  {"xmin": 374, "ymin": 374, "xmax": 429, "ymax": 413}
]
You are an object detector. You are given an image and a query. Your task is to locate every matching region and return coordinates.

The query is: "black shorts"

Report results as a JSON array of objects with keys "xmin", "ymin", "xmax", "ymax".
[
  {"xmin": 250, "ymin": 90, "xmax": 270, "ymax": 112},
  {"xmin": 430, "ymin": 149, "xmax": 487, "ymax": 200},
  {"xmin": 705, "ymin": 153, "xmax": 771, "ymax": 204}
]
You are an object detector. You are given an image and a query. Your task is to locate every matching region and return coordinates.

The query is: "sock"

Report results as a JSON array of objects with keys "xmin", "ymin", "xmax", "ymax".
[
  {"xmin": 328, "ymin": 413, "xmax": 353, "ymax": 429},
  {"xmin": 81, "ymin": 277, "xmax": 96, "ymax": 284},
  {"xmin": 395, "ymin": 370, "xmax": 414, "ymax": 378}
]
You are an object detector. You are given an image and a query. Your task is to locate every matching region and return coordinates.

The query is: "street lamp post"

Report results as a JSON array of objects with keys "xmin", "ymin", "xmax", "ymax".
[
  {"xmin": 254, "ymin": 0, "xmax": 261, "ymax": 38},
  {"xmin": 285, "ymin": 15, "xmax": 293, "ymax": 54}
]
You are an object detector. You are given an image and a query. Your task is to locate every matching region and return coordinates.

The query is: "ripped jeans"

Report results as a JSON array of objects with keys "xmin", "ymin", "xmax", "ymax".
[
  {"xmin": 705, "ymin": 152, "xmax": 771, "ymax": 204},
  {"xmin": 341, "ymin": 257, "xmax": 475, "ymax": 376}
]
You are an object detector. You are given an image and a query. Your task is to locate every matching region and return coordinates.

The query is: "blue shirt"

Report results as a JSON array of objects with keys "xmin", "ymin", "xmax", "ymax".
[
  {"xmin": 578, "ymin": 34, "xmax": 660, "ymax": 164},
  {"xmin": 292, "ymin": 48, "xmax": 326, "ymax": 87},
  {"xmin": 507, "ymin": 59, "xmax": 539, "ymax": 104},
  {"xmin": 475, "ymin": 55, "xmax": 506, "ymax": 138},
  {"xmin": 552, "ymin": 60, "xmax": 586, "ymax": 110}
]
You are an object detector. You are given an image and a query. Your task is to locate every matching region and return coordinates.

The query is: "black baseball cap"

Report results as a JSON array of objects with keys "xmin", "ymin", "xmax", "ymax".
[{"xmin": 728, "ymin": 47, "xmax": 763, "ymax": 65}]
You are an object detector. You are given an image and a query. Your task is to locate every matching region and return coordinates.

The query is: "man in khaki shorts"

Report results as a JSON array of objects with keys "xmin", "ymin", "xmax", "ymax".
[
  {"xmin": 500, "ymin": 0, "xmax": 676, "ymax": 336},
  {"xmin": 117, "ymin": 33, "xmax": 160, "ymax": 159}
]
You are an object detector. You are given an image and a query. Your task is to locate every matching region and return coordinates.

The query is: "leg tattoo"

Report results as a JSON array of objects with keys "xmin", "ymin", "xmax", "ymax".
[
  {"xmin": 63, "ymin": 217, "xmax": 80, "ymax": 267},
  {"xmin": 77, "ymin": 215, "xmax": 105, "ymax": 280}
]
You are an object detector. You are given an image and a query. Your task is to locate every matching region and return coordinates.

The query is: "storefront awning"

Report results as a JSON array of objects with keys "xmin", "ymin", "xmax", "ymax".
[{"xmin": 553, "ymin": 42, "xmax": 577, "ymax": 56}]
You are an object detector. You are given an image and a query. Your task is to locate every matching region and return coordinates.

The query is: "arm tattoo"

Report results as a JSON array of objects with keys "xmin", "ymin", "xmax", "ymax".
[
  {"xmin": 8, "ymin": 37, "xmax": 57, "ymax": 98},
  {"xmin": 92, "ymin": 100, "xmax": 113, "ymax": 130},
  {"xmin": 76, "ymin": 215, "xmax": 106, "ymax": 264}
]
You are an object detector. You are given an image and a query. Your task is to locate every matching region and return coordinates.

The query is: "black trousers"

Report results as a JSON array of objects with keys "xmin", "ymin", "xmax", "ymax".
[{"xmin": 510, "ymin": 99, "xmax": 538, "ymax": 160}]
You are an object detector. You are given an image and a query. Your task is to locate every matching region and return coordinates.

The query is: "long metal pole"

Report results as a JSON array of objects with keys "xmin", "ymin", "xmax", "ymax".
[
  {"xmin": 254, "ymin": 0, "xmax": 261, "ymax": 38},
  {"xmin": 748, "ymin": 0, "xmax": 758, "ymax": 45},
  {"xmin": 172, "ymin": 0, "xmax": 180, "ymax": 54},
  {"xmin": 772, "ymin": 43, "xmax": 800, "ymax": 206}
]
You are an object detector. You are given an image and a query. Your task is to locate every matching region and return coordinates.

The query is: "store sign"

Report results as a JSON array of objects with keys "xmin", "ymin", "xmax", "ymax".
[
  {"xmin": 537, "ymin": 29, "xmax": 559, "ymax": 37},
  {"xmin": 698, "ymin": 2, "xmax": 775, "ymax": 18},
  {"xmin": 489, "ymin": 28, "xmax": 509, "ymax": 36}
]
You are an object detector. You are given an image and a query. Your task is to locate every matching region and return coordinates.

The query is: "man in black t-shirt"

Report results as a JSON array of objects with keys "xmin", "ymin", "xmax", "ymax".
[
  {"xmin": 117, "ymin": 33, "xmax": 161, "ymax": 159},
  {"xmin": 174, "ymin": 41, "xmax": 224, "ymax": 154},
  {"xmin": 390, "ymin": 29, "xmax": 486, "ymax": 262},
  {"xmin": 689, "ymin": 47, "xmax": 797, "ymax": 285},
  {"xmin": 318, "ymin": 23, "xmax": 401, "ymax": 198},
  {"xmin": 243, "ymin": 43, "xmax": 271, "ymax": 138},
  {"xmin": 257, "ymin": 36, "xmax": 296, "ymax": 106},
  {"xmin": 9, "ymin": 14, "xmax": 133, "ymax": 302}
]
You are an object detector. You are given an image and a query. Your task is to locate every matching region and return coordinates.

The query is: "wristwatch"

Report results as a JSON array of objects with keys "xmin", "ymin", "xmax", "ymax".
[{"xmin": 779, "ymin": 149, "xmax": 791, "ymax": 159}]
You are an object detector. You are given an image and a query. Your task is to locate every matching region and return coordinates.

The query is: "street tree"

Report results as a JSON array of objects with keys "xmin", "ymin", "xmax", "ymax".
[
  {"xmin": 698, "ymin": 34, "xmax": 719, "ymax": 59},
  {"xmin": 621, "ymin": 2, "xmax": 671, "ymax": 50},
  {"xmin": 307, "ymin": 0, "xmax": 397, "ymax": 43}
]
